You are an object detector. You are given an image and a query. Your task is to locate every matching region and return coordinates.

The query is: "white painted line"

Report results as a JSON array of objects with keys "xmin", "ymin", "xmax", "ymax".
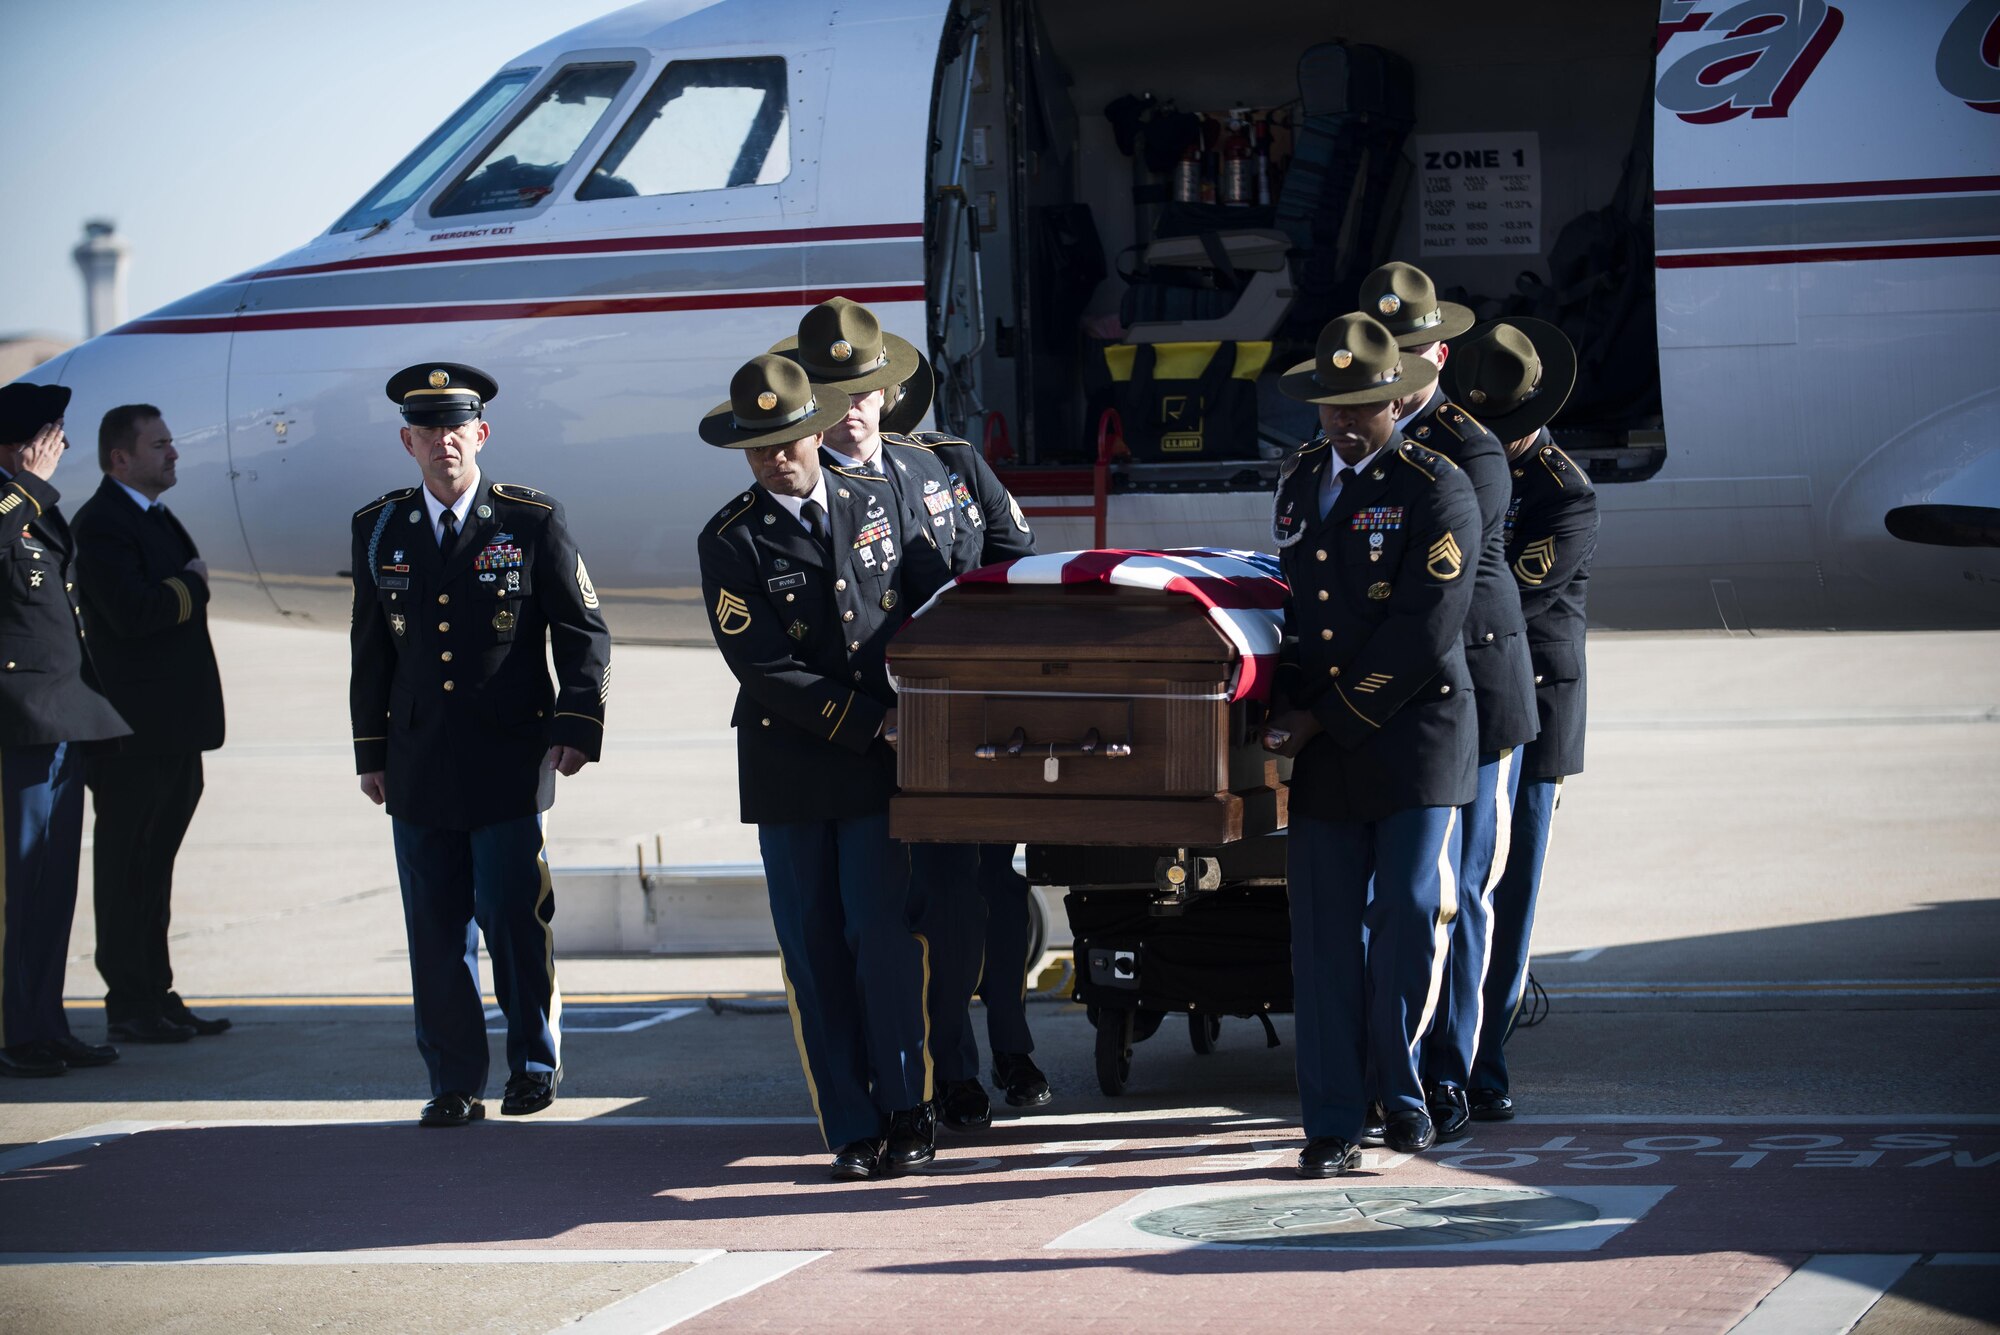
[
  {"xmin": 1729, "ymin": 1254, "xmax": 1918, "ymax": 1335},
  {"xmin": 1541, "ymin": 947, "xmax": 1604, "ymax": 964},
  {"xmin": 563, "ymin": 1251, "xmax": 826, "ymax": 1334},
  {"xmin": 1046, "ymin": 1183, "xmax": 1673, "ymax": 1253},
  {"xmin": 489, "ymin": 1004, "xmax": 699, "ymax": 1035},
  {"xmin": 0, "ymin": 1249, "xmax": 724, "ymax": 1267},
  {"xmin": 0, "ymin": 1121, "xmax": 176, "ymax": 1176},
  {"xmin": 1928, "ymin": 1253, "xmax": 2000, "ymax": 1266},
  {"xmin": 991, "ymin": 1108, "xmax": 1266, "ymax": 1129}
]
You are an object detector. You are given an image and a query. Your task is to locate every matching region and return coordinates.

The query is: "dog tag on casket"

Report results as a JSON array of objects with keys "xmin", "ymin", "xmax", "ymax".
[{"xmin": 1044, "ymin": 755, "xmax": 1060, "ymax": 783}]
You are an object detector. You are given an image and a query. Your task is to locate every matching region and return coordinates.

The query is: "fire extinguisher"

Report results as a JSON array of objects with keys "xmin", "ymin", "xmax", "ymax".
[
  {"xmin": 1172, "ymin": 135, "xmax": 1201, "ymax": 204},
  {"xmin": 1221, "ymin": 110, "xmax": 1253, "ymax": 207}
]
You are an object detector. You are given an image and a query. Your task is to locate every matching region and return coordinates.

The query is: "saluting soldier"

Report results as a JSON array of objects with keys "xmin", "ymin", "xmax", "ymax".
[
  {"xmin": 1361, "ymin": 261, "xmax": 1539, "ymax": 1141},
  {"xmin": 0, "ymin": 384, "xmax": 131, "ymax": 1077},
  {"xmin": 1443, "ymin": 318, "xmax": 1595, "ymax": 1121},
  {"xmin": 1261, "ymin": 314, "xmax": 1481, "ymax": 1174},
  {"xmin": 774, "ymin": 298, "xmax": 1038, "ymax": 1132},
  {"xmin": 349, "ymin": 363, "xmax": 610, "ymax": 1128},
  {"xmin": 697, "ymin": 353, "xmax": 952, "ymax": 1181}
]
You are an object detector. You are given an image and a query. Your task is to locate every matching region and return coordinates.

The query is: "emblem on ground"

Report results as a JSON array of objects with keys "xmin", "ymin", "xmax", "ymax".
[{"xmin": 1132, "ymin": 1187, "xmax": 1600, "ymax": 1249}]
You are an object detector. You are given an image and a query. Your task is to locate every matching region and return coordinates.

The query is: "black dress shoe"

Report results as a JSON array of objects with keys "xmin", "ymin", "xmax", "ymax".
[
  {"xmin": 40, "ymin": 1035, "xmax": 119, "ymax": 1068},
  {"xmin": 162, "ymin": 993, "xmax": 231, "ymax": 1036},
  {"xmin": 418, "ymin": 1093, "xmax": 485, "ymax": 1127},
  {"xmin": 105, "ymin": 1015, "xmax": 196, "ymax": 1044},
  {"xmin": 1297, "ymin": 1137, "xmax": 1362, "ymax": 1178},
  {"xmin": 1358, "ymin": 1103, "xmax": 1387, "ymax": 1148},
  {"xmin": 500, "ymin": 1072, "xmax": 556, "ymax": 1116},
  {"xmin": 1469, "ymin": 1087, "xmax": 1515, "ymax": 1121},
  {"xmin": 936, "ymin": 1078, "xmax": 992, "ymax": 1131},
  {"xmin": 883, "ymin": 1102, "xmax": 936, "ymax": 1173},
  {"xmin": 990, "ymin": 1051, "xmax": 1052, "ymax": 1108},
  {"xmin": 830, "ymin": 1138, "xmax": 885, "ymax": 1181},
  {"xmin": 1426, "ymin": 1081, "xmax": 1472, "ymax": 1142},
  {"xmin": 1383, "ymin": 1109, "xmax": 1437, "ymax": 1153},
  {"xmin": 0, "ymin": 1045, "xmax": 66, "ymax": 1078}
]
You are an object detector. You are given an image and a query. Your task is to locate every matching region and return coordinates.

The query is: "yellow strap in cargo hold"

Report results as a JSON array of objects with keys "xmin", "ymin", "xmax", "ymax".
[{"xmin": 1101, "ymin": 340, "xmax": 1272, "ymax": 382}]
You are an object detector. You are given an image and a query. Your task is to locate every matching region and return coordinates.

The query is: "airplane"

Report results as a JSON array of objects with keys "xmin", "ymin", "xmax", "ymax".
[{"xmin": 11, "ymin": 0, "xmax": 1999, "ymax": 643}]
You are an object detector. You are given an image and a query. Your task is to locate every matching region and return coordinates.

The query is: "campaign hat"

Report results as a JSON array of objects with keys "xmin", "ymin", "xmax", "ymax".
[
  {"xmin": 880, "ymin": 350, "xmax": 935, "ymax": 436},
  {"xmin": 1277, "ymin": 312, "xmax": 1439, "ymax": 407},
  {"xmin": 1359, "ymin": 261, "xmax": 1475, "ymax": 347},
  {"xmin": 0, "ymin": 382, "xmax": 73, "ymax": 446},
  {"xmin": 386, "ymin": 363, "xmax": 497, "ymax": 426},
  {"xmin": 1442, "ymin": 317, "xmax": 1577, "ymax": 441},
  {"xmin": 699, "ymin": 353, "xmax": 850, "ymax": 449},
  {"xmin": 769, "ymin": 296, "xmax": 921, "ymax": 395}
]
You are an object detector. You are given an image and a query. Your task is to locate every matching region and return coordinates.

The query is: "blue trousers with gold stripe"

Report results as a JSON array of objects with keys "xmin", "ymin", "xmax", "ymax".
[
  {"xmin": 2, "ymin": 742, "xmax": 85, "ymax": 1049},
  {"xmin": 976, "ymin": 843, "xmax": 1036, "ymax": 1056},
  {"xmin": 392, "ymin": 814, "xmax": 560, "ymax": 1098},
  {"xmin": 911, "ymin": 841, "xmax": 984, "ymax": 1082},
  {"xmin": 760, "ymin": 814, "xmax": 931, "ymax": 1149},
  {"xmin": 1472, "ymin": 777, "xmax": 1561, "ymax": 1094},
  {"xmin": 1290, "ymin": 806, "xmax": 1458, "ymax": 1141},
  {"xmin": 1423, "ymin": 747, "xmax": 1520, "ymax": 1088}
]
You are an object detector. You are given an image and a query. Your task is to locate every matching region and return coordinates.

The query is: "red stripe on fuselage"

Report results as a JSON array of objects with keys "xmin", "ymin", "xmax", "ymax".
[
  {"xmin": 108, "ymin": 283, "xmax": 929, "ymax": 336},
  {"xmin": 1656, "ymin": 238, "xmax": 2000, "ymax": 268},
  {"xmin": 1655, "ymin": 175, "xmax": 2000, "ymax": 205},
  {"xmin": 229, "ymin": 222, "xmax": 926, "ymax": 282}
]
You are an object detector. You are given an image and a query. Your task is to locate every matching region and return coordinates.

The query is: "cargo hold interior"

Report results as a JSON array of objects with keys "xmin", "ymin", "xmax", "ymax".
[{"xmin": 925, "ymin": 0, "xmax": 1665, "ymax": 491}]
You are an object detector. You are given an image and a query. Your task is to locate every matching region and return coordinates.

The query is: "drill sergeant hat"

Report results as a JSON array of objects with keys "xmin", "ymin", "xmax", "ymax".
[
  {"xmin": 769, "ymin": 296, "xmax": 922, "ymax": 398},
  {"xmin": 1277, "ymin": 311, "xmax": 1440, "ymax": 407},
  {"xmin": 698, "ymin": 353, "xmax": 850, "ymax": 449},
  {"xmin": 1441, "ymin": 317, "xmax": 1577, "ymax": 441},
  {"xmin": 0, "ymin": 381, "xmax": 73, "ymax": 445},
  {"xmin": 879, "ymin": 349, "xmax": 935, "ymax": 436},
  {"xmin": 385, "ymin": 362, "xmax": 497, "ymax": 427},
  {"xmin": 1359, "ymin": 261, "xmax": 1476, "ymax": 347}
]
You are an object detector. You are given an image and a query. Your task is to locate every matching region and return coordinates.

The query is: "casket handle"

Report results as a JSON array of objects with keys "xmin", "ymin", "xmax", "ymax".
[{"xmin": 974, "ymin": 726, "xmax": 1132, "ymax": 760}]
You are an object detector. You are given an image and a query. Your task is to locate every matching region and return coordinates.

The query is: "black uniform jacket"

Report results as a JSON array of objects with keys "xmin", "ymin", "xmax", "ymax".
[
  {"xmin": 887, "ymin": 431, "xmax": 1037, "ymax": 569},
  {"xmin": 73, "ymin": 478, "xmax": 225, "ymax": 755},
  {"xmin": 1506, "ymin": 429, "xmax": 1598, "ymax": 781},
  {"xmin": 349, "ymin": 477, "xmax": 611, "ymax": 831},
  {"xmin": 0, "ymin": 473, "xmax": 130, "ymax": 748},
  {"xmin": 1274, "ymin": 435, "xmax": 1480, "ymax": 823},
  {"xmin": 698, "ymin": 467, "xmax": 951, "ymax": 826},
  {"xmin": 823, "ymin": 436, "xmax": 1001, "ymax": 578},
  {"xmin": 1404, "ymin": 390, "xmax": 1538, "ymax": 753}
]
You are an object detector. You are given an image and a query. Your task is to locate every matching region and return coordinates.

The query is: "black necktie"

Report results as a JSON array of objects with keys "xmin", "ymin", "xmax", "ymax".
[
  {"xmin": 439, "ymin": 507, "xmax": 460, "ymax": 558},
  {"xmin": 800, "ymin": 498, "xmax": 830, "ymax": 550},
  {"xmin": 1321, "ymin": 467, "xmax": 1356, "ymax": 521}
]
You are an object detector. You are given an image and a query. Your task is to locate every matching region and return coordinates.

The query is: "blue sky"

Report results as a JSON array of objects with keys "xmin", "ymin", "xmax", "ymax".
[{"xmin": 0, "ymin": 0, "xmax": 616, "ymax": 339}]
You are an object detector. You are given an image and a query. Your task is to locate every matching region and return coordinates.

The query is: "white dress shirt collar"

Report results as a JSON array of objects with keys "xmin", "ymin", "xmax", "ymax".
[
  {"xmin": 422, "ymin": 471, "xmax": 481, "ymax": 544},
  {"xmin": 111, "ymin": 478, "xmax": 158, "ymax": 512},
  {"xmin": 767, "ymin": 473, "xmax": 830, "ymax": 532},
  {"xmin": 1395, "ymin": 385, "xmax": 1439, "ymax": 434},
  {"xmin": 1317, "ymin": 444, "xmax": 1387, "ymax": 520}
]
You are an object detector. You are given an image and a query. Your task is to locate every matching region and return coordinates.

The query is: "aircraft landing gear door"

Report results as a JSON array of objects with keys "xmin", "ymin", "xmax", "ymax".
[{"xmin": 227, "ymin": 340, "xmax": 416, "ymax": 627}]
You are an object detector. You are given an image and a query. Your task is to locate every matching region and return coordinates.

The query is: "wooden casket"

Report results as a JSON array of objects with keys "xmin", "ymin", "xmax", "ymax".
[{"xmin": 887, "ymin": 550, "xmax": 1290, "ymax": 847}]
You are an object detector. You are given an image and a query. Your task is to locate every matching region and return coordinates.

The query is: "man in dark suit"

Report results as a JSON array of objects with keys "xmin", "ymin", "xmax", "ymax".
[
  {"xmin": 1444, "ymin": 318, "xmax": 1595, "ymax": 1121},
  {"xmin": 0, "ymin": 383, "xmax": 131, "ymax": 1077},
  {"xmin": 349, "ymin": 363, "xmax": 611, "ymax": 1128},
  {"xmin": 697, "ymin": 353, "xmax": 952, "ymax": 1181},
  {"xmin": 74, "ymin": 404, "xmax": 229, "ymax": 1044},
  {"xmin": 1260, "ymin": 314, "xmax": 1481, "ymax": 1174}
]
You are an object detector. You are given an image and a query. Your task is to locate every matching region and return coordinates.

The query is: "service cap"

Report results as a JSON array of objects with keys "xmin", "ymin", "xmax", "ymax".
[{"xmin": 386, "ymin": 362, "xmax": 497, "ymax": 427}]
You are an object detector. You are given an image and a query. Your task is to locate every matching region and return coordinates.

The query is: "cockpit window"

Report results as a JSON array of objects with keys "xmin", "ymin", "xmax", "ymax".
[
  {"xmin": 432, "ymin": 63, "xmax": 636, "ymax": 218},
  {"xmin": 331, "ymin": 70, "xmax": 535, "ymax": 233},
  {"xmin": 576, "ymin": 58, "xmax": 790, "ymax": 201}
]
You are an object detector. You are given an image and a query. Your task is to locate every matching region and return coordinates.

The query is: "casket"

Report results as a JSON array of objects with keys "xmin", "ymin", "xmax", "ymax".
[{"xmin": 887, "ymin": 550, "xmax": 1290, "ymax": 846}]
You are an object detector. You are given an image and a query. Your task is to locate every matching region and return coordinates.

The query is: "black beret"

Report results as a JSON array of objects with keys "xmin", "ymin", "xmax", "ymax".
[{"xmin": 0, "ymin": 382, "xmax": 72, "ymax": 447}]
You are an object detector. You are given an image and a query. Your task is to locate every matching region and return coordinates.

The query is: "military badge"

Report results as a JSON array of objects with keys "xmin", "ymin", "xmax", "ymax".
[
  {"xmin": 880, "ymin": 589, "xmax": 897, "ymax": 611},
  {"xmin": 28, "ymin": 570, "xmax": 43, "ymax": 589},
  {"xmin": 1351, "ymin": 506, "xmax": 1404, "ymax": 532},
  {"xmin": 854, "ymin": 518, "xmax": 893, "ymax": 549},
  {"xmin": 480, "ymin": 572, "xmax": 497, "ymax": 583},
  {"xmin": 830, "ymin": 339, "xmax": 853, "ymax": 361},
  {"xmin": 712, "ymin": 589, "xmax": 751, "ymax": 635},
  {"xmin": 475, "ymin": 543, "xmax": 523, "ymax": 571},
  {"xmin": 1368, "ymin": 582, "xmax": 1392, "ymax": 600},
  {"xmin": 788, "ymin": 620, "xmax": 808, "ymax": 640},
  {"xmin": 967, "ymin": 504, "xmax": 983, "ymax": 528},
  {"xmin": 1427, "ymin": 532, "xmax": 1465, "ymax": 581},
  {"xmin": 389, "ymin": 613, "xmax": 406, "ymax": 635},
  {"xmin": 576, "ymin": 554, "xmax": 600, "ymax": 609},
  {"xmin": 1332, "ymin": 348, "xmax": 1354, "ymax": 369},
  {"xmin": 1008, "ymin": 494, "xmax": 1031, "ymax": 534},
  {"xmin": 393, "ymin": 550, "xmax": 405, "ymax": 563},
  {"xmin": 476, "ymin": 504, "xmax": 492, "ymax": 519},
  {"xmin": 1378, "ymin": 293, "xmax": 1401, "ymax": 316},
  {"xmin": 773, "ymin": 558, "xmax": 789, "ymax": 571},
  {"xmin": 859, "ymin": 545, "xmax": 878, "ymax": 570},
  {"xmin": 506, "ymin": 570, "xmax": 521, "ymax": 593},
  {"xmin": 492, "ymin": 609, "xmax": 517, "ymax": 633},
  {"xmin": 428, "ymin": 369, "xmax": 450, "ymax": 388},
  {"xmin": 408, "ymin": 510, "xmax": 422, "ymax": 524},
  {"xmin": 923, "ymin": 490, "xmax": 954, "ymax": 516},
  {"xmin": 757, "ymin": 390, "xmax": 778, "ymax": 410}
]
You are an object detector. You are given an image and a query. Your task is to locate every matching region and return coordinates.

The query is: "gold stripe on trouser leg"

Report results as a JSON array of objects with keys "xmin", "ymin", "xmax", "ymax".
[
  {"xmin": 913, "ymin": 931, "xmax": 935, "ymax": 1103},
  {"xmin": 775, "ymin": 954, "xmax": 830, "ymax": 1148},
  {"xmin": 534, "ymin": 820, "xmax": 562, "ymax": 1074},
  {"xmin": 1412, "ymin": 807, "xmax": 1460, "ymax": 1053},
  {"xmin": 1470, "ymin": 747, "xmax": 1517, "ymax": 1051},
  {"xmin": 1505, "ymin": 776, "xmax": 1563, "ymax": 1033}
]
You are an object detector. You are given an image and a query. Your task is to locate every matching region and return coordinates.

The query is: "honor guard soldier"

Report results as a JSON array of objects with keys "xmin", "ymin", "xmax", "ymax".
[
  {"xmin": 1361, "ymin": 262, "xmax": 1539, "ymax": 1141},
  {"xmin": 1443, "ymin": 318, "xmax": 1594, "ymax": 1121},
  {"xmin": 774, "ymin": 298, "xmax": 1041, "ymax": 1131},
  {"xmin": 0, "ymin": 384, "xmax": 131, "ymax": 1077},
  {"xmin": 1260, "ymin": 314, "xmax": 1481, "ymax": 1174},
  {"xmin": 697, "ymin": 353, "xmax": 952, "ymax": 1181},
  {"xmin": 349, "ymin": 363, "xmax": 610, "ymax": 1128}
]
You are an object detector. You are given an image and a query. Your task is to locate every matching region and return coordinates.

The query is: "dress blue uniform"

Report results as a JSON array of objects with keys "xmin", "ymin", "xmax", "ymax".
[
  {"xmin": 698, "ymin": 352, "xmax": 953, "ymax": 1168},
  {"xmin": 350, "ymin": 366, "xmax": 610, "ymax": 1116},
  {"xmin": 0, "ymin": 384, "xmax": 132, "ymax": 1072},
  {"xmin": 1267, "ymin": 314, "xmax": 1480, "ymax": 1156}
]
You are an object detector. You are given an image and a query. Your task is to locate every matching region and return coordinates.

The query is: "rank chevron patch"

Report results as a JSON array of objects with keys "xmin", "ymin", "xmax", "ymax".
[
  {"xmin": 713, "ymin": 588, "xmax": 752, "ymax": 635},
  {"xmin": 1514, "ymin": 536, "xmax": 1557, "ymax": 586},
  {"xmin": 1427, "ymin": 532, "xmax": 1464, "ymax": 580}
]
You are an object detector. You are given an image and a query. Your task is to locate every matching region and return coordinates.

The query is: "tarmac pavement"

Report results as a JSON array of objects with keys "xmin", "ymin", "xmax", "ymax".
[{"xmin": 1, "ymin": 622, "xmax": 1996, "ymax": 1333}]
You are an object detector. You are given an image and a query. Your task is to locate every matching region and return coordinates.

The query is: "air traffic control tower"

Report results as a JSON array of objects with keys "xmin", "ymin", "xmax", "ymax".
[{"xmin": 72, "ymin": 218, "xmax": 130, "ymax": 338}]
